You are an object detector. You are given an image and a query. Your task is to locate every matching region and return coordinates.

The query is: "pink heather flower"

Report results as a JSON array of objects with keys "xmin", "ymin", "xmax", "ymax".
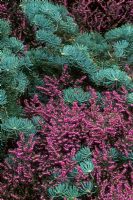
[
  {"xmin": 0, "ymin": 4, "xmax": 7, "ymax": 12},
  {"xmin": 53, "ymin": 0, "xmax": 133, "ymax": 32},
  {"xmin": 0, "ymin": 67, "xmax": 132, "ymax": 199}
]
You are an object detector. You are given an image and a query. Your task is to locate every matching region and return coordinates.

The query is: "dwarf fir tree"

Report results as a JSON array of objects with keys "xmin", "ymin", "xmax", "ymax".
[
  {"xmin": 0, "ymin": 19, "xmax": 36, "ymax": 157},
  {"xmin": 0, "ymin": 19, "xmax": 28, "ymax": 119},
  {"xmin": 21, "ymin": 0, "xmax": 133, "ymax": 96}
]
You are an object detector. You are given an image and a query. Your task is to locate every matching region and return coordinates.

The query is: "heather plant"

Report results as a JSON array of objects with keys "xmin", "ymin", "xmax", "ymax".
[
  {"xmin": 23, "ymin": 68, "xmax": 133, "ymax": 199},
  {"xmin": 0, "ymin": 68, "xmax": 132, "ymax": 199},
  {"xmin": 0, "ymin": 133, "xmax": 96, "ymax": 199},
  {"xmin": 53, "ymin": 0, "xmax": 133, "ymax": 33}
]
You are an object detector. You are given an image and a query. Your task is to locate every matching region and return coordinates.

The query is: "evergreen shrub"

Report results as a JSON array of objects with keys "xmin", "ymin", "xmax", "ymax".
[
  {"xmin": 0, "ymin": 18, "xmax": 36, "ymax": 158},
  {"xmin": 21, "ymin": 0, "xmax": 133, "ymax": 95}
]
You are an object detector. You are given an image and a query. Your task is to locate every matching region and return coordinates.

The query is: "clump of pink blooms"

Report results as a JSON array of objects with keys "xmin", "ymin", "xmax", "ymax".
[
  {"xmin": 0, "ymin": 67, "xmax": 132, "ymax": 199},
  {"xmin": 53, "ymin": 0, "xmax": 133, "ymax": 32},
  {"xmin": 0, "ymin": 3, "xmax": 7, "ymax": 13}
]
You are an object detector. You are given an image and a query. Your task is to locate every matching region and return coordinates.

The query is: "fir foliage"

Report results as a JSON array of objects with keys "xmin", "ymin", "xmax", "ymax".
[
  {"xmin": 21, "ymin": 0, "xmax": 78, "ymax": 74},
  {"xmin": 79, "ymin": 181, "xmax": 94, "ymax": 195},
  {"xmin": 73, "ymin": 146, "xmax": 92, "ymax": 163},
  {"xmin": 1, "ymin": 117, "xmax": 36, "ymax": 135},
  {"xmin": 74, "ymin": 25, "xmax": 133, "ymax": 90},
  {"xmin": 127, "ymin": 92, "xmax": 133, "ymax": 104},
  {"xmin": 0, "ymin": 89, "xmax": 7, "ymax": 106},
  {"xmin": 109, "ymin": 148, "xmax": 133, "ymax": 164},
  {"xmin": 48, "ymin": 147, "xmax": 95, "ymax": 200},
  {"xmin": 63, "ymin": 87, "xmax": 91, "ymax": 105},
  {"xmin": 109, "ymin": 148, "xmax": 128, "ymax": 163},
  {"xmin": 0, "ymin": 19, "xmax": 35, "ymax": 155},
  {"xmin": 91, "ymin": 68, "xmax": 132, "ymax": 89},
  {"xmin": 0, "ymin": 19, "xmax": 28, "ymax": 119},
  {"xmin": 21, "ymin": 0, "xmax": 133, "ymax": 94}
]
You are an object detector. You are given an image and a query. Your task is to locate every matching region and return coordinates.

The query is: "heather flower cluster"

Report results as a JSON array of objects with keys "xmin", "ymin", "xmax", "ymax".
[
  {"xmin": 53, "ymin": 0, "xmax": 133, "ymax": 32},
  {"xmin": 0, "ymin": 67, "xmax": 132, "ymax": 199}
]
